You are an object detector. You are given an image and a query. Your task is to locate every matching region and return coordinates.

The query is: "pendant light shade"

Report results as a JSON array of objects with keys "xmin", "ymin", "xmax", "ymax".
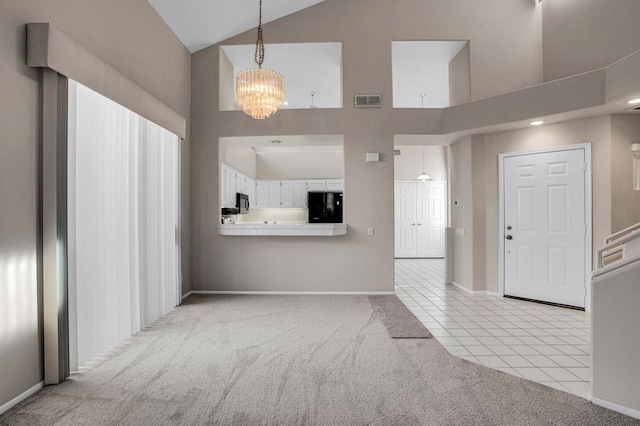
[
  {"xmin": 235, "ymin": 69, "xmax": 285, "ymax": 119},
  {"xmin": 235, "ymin": 0, "xmax": 285, "ymax": 120},
  {"xmin": 417, "ymin": 146, "xmax": 432, "ymax": 181}
]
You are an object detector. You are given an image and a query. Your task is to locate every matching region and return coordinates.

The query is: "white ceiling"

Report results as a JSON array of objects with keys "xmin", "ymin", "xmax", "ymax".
[
  {"xmin": 392, "ymin": 41, "xmax": 468, "ymax": 108},
  {"xmin": 148, "ymin": 0, "xmax": 328, "ymax": 52},
  {"xmin": 221, "ymin": 43, "xmax": 342, "ymax": 110}
]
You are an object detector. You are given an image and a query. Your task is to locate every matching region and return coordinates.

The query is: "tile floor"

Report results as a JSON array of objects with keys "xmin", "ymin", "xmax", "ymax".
[{"xmin": 395, "ymin": 258, "xmax": 591, "ymax": 399}]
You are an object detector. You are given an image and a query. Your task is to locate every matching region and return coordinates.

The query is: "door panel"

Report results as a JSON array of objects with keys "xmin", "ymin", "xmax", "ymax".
[
  {"xmin": 394, "ymin": 182, "xmax": 417, "ymax": 258},
  {"xmin": 504, "ymin": 148, "xmax": 586, "ymax": 307},
  {"xmin": 416, "ymin": 181, "xmax": 446, "ymax": 257}
]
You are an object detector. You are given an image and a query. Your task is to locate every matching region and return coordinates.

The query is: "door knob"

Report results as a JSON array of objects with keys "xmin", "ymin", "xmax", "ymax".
[
  {"xmin": 411, "ymin": 223, "xmax": 416, "ymax": 226},
  {"xmin": 417, "ymin": 223, "xmax": 422, "ymax": 226},
  {"xmin": 506, "ymin": 235, "xmax": 513, "ymax": 240},
  {"xmin": 506, "ymin": 225, "xmax": 512, "ymax": 230}
]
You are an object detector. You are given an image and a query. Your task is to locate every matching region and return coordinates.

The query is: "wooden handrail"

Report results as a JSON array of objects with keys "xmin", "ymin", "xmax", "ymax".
[{"xmin": 605, "ymin": 222, "xmax": 640, "ymax": 245}]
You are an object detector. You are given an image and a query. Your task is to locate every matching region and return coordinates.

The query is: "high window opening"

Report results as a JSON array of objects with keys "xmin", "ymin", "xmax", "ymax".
[
  {"xmin": 392, "ymin": 41, "xmax": 470, "ymax": 108},
  {"xmin": 219, "ymin": 43, "xmax": 343, "ymax": 111}
]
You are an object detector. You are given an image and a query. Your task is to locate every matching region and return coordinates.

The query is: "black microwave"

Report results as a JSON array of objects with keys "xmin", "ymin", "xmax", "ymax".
[{"xmin": 236, "ymin": 193, "xmax": 250, "ymax": 214}]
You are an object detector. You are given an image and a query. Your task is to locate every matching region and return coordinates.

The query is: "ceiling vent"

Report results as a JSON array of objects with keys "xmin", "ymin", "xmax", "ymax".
[
  {"xmin": 625, "ymin": 105, "xmax": 640, "ymax": 112},
  {"xmin": 354, "ymin": 94, "xmax": 382, "ymax": 108}
]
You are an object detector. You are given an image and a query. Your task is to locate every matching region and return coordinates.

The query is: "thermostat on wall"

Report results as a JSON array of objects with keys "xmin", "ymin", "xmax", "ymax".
[{"xmin": 365, "ymin": 152, "xmax": 380, "ymax": 162}]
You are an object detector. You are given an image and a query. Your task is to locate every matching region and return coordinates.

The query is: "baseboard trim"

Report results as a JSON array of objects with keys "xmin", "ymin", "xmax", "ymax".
[
  {"xmin": 450, "ymin": 281, "xmax": 472, "ymax": 294},
  {"xmin": 592, "ymin": 396, "xmax": 640, "ymax": 420},
  {"xmin": 0, "ymin": 381, "xmax": 44, "ymax": 415},
  {"xmin": 181, "ymin": 290, "xmax": 193, "ymax": 300},
  {"xmin": 190, "ymin": 290, "xmax": 395, "ymax": 296},
  {"xmin": 450, "ymin": 282, "xmax": 500, "ymax": 297}
]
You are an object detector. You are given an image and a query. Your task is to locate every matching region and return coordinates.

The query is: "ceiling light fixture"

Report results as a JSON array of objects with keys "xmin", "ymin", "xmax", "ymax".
[
  {"xmin": 628, "ymin": 98, "xmax": 640, "ymax": 105},
  {"xmin": 417, "ymin": 146, "xmax": 432, "ymax": 181},
  {"xmin": 235, "ymin": 0, "xmax": 285, "ymax": 120},
  {"xmin": 530, "ymin": 120, "xmax": 544, "ymax": 126}
]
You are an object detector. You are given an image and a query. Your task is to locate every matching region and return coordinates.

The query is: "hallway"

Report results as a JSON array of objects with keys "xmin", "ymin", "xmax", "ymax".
[{"xmin": 395, "ymin": 259, "xmax": 591, "ymax": 398}]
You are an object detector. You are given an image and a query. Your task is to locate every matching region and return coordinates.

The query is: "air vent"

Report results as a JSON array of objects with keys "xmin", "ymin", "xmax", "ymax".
[
  {"xmin": 394, "ymin": 149, "xmax": 401, "ymax": 155},
  {"xmin": 626, "ymin": 105, "xmax": 640, "ymax": 111},
  {"xmin": 354, "ymin": 94, "xmax": 382, "ymax": 108}
]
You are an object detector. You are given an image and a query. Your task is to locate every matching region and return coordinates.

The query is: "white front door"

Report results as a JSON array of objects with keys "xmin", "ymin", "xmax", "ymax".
[
  {"xmin": 503, "ymin": 148, "xmax": 587, "ymax": 308},
  {"xmin": 416, "ymin": 181, "xmax": 446, "ymax": 257},
  {"xmin": 395, "ymin": 182, "xmax": 417, "ymax": 257}
]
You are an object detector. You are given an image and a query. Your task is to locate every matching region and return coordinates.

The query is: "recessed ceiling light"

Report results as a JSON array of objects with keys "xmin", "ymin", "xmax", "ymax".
[
  {"xmin": 628, "ymin": 98, "xmax": 640, "ymax": 105},
  {"xmin": 530, "ymin": 120, "xmax": 544, "ymax": 126},
  {"xmin": 271, "ymin": 139, "xmax": 282, "ymax": 144}
]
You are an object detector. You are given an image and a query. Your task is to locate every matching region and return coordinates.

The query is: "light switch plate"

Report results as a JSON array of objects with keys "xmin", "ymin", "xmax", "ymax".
[
  {"xmin": 368, "ymin": 227, "xmax": 374, "ymax": 236},
  {"xmin": 455, "ymin": 228, "xmax": 465, "ymax": 236}
]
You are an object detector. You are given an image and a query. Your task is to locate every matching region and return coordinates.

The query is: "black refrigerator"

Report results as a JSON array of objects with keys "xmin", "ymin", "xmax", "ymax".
[{"xmin": 308, "ymin": 192, "xmax": 343, "ymax": 223}]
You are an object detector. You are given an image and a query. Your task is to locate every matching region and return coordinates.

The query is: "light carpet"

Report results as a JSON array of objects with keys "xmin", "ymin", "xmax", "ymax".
[
  {"xmin": 368, "ymin": 295, "xmax": 431, "ymax": 338},
  {"xmin": 1, "ymin": 295, "xmax": 637, "ymax": 425}
]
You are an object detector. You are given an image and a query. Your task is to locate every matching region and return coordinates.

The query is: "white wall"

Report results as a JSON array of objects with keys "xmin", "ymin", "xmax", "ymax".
[
  {"xmin": 394, "ymin": 145, "xmax": 447, "ymax": 181},
  {"xmin": 392, "ymin": 41, "xmax": 467, "ymax": 108},
  {"xmin": 256, "ymin": 150, "xmax": 343, "ymax": 180},
  {"xmin": 221, "ymin": 147, "xmax": 257, "ymax": 178}
]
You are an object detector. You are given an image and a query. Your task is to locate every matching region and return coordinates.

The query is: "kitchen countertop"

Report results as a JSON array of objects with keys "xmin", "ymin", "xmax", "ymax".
[{"xmin": 217, "ymin": 223, "xmax": 347, "ymax": 237}]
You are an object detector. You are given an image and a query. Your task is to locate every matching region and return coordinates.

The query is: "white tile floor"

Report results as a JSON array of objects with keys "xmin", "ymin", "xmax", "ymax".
[{"xmin": 395, "ymin": 258, "xmax": 591, "ymax": 399}]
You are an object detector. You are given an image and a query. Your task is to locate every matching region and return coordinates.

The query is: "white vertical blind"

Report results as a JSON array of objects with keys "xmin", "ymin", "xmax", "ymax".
[{"xmin": 67, "ymin": 81, "xmax": 181, "ymax": 371}]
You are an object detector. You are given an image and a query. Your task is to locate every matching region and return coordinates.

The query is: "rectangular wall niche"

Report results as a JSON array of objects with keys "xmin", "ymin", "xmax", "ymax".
[
  {"xmin": 392, "ymin": 40, "xmax": 470, "ymax": 108},
  {"xmin": 219, "ymin": 42, "xmax": 343, "ymax": 111}
]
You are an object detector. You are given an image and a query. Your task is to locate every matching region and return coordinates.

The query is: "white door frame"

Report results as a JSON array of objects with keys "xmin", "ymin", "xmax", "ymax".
[
  {"xmin": 498, "ymin": 143, "xmax": 593, "ymax": 310},
  {"xmin": 394, "ymin": 179, "xmax": 448, "ymax": 258}
]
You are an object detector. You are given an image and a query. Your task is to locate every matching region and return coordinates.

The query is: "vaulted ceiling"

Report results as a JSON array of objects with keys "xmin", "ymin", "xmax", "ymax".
[{"xmin": 148, "ymin": 0, "xmax": 328, "ymax": 52}]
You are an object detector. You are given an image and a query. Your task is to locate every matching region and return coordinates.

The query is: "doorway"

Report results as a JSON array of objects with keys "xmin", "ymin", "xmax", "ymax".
[
  {"xmin": 394, "ymin": 181, "xmax": 447, "ymax": 258},
  {"xmin": 499, "ymin": 145, "xmax": 592, "ymax": 309}
]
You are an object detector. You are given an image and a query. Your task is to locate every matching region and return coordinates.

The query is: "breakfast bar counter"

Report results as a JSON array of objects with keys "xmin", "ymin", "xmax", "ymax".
[{"xmin": 217, "ymin": 223, "xmax": 347, "ymax": 237}]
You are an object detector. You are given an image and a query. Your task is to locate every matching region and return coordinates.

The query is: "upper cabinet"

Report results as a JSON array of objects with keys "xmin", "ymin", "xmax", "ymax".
[
  {"xmin": 221, "ymin": 163, "xmax": 256, "ymax": 208},
  {"xmin": 223, "ymin": 163, "xmax": 343, "ymax": 210}
]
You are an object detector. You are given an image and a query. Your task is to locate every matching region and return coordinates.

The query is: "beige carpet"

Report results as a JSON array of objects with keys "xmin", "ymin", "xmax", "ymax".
[{"xmin": 1, "ymin": 295, "xmax": 637, "ymax": 425}]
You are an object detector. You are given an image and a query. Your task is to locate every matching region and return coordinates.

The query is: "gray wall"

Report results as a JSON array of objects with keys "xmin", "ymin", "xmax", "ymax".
[
  {"xmin": 0, "ymin": 0, "xmax": 190, "ymax": 409},
  {"xmin": 542, "ymin": 0, "xmax": 640, "ymax": 82},
  {"xmin": 611, "ymin": 116, "xmax": 640, "ymax": 233},
  {"xmin": 450, "ymin": 137, "xmax": 474, "ymax": 290},
  {"xmin": 449, "ymin": 43, "xmax": 470, "ymax": 106},
  {"xmin": 190, "ymin": 0, "xmax": 543, "ymax": 293}
]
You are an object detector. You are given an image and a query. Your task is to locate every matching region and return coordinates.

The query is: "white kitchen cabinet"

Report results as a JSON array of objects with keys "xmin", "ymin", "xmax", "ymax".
[
  {"xmin": 281, "ymin": 181, "xmax": 295, "ymax": 207},
  {"xmin": 293, "ymin": 181, "xmax": 307, "ymax": 207},
  {"xmin": 236, "ymin": 172, "xmax": 246, "ymax": 196},
  {"xmin": 255, "ymin": 181, "xmax": 269, "ymax": 208},
  {"xmin": 307, "ymin": 180, "xmax": 326, "ymax": 192},
  {"xmin": 220, "ymin": 164, "xmax": 237, "ymax": 208},
  {"xmin": 326, "ymin": 179, "xmax": 343, "ymax": 191},
  {"xmin": 246, "ymin": 177, "xmax": 256, "ymax": 207},
  {"xmin": 268, "ymin": 181, "xmax": 281, "ymax": 207}
]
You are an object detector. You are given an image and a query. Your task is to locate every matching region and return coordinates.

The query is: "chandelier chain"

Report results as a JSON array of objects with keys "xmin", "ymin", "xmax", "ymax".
[{"xmin": 254, "ymin": 0, "xmax": 265, "ymax": 68}]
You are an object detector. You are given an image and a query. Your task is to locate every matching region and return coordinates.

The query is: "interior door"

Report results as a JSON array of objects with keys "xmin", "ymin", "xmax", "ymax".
[
  {"xmin": 503, "ymin": 148, "xmax": 587, "ymax": 307},
  {"xmin": 416, "ymin": 181, "xmax": 446, "ymax": 257},
  {"xmin": 394, "ymin": 182, "xmax": 417, "ymax": 257}
]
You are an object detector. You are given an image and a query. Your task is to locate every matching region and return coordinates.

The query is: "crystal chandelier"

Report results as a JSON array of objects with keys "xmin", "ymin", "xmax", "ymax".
[{"xmin": 235, "ymin": 0, "xmax": 285, "ymax": 120}]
